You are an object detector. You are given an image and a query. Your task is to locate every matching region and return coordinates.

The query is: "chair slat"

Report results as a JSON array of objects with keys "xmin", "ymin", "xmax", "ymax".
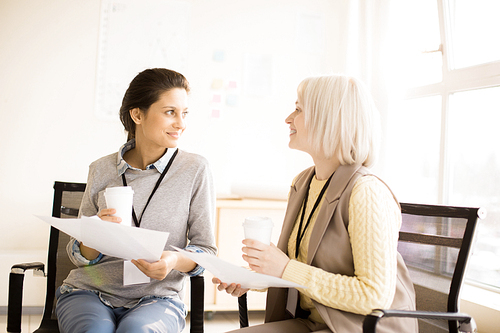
[{"xmin": 399, "ymin": 232, "xmax": 463, "ymax": 248}]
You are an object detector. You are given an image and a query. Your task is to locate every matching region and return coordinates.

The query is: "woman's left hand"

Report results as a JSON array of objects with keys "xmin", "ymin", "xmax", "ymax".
[
  {"xmin": 132, "ymin": 251, "xmax": 178, "ymax": 281},
  {"xmin": 242, "ymin": 239, "xmax": 290, "ymax": 278}
]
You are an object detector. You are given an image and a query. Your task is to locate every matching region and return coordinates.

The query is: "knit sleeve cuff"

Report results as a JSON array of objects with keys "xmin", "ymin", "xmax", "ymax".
[{"xmin": 282, "ymin": 259, "xmax": 312, "ymax": 288}]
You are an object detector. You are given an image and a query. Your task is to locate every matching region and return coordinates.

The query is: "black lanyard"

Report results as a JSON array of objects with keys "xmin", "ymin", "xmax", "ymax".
[
  {"xmin": 121, "ymin": 149, "xmax": 178, "ymax": 228},
  {"xmin": 295, "ymin": 172, "xmax": 333, "ymax": 257}
]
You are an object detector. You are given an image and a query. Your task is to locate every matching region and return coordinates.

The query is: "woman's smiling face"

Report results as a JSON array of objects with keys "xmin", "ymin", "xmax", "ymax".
[
  {"xmin": 135, "ymin": 88, "xmax": 189, "ymax": 150},
  {"xmin": 285, "ymin": 95, "xmax": 310, "ymax": 154}
]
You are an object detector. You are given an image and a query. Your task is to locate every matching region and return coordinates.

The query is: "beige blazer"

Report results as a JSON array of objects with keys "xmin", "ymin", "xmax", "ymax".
[{"xmin": 264, "ymin": 164, "xmax": 418, "ymax": 333}]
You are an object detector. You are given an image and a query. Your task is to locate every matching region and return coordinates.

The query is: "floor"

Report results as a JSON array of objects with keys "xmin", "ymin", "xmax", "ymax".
[
  {"xmin": 0, "ymin": 311, "xmax": 266, "ymax": 333},
  {"xmin": 185, "ymin": 311, "xmax": 265, "ymax": 333}
]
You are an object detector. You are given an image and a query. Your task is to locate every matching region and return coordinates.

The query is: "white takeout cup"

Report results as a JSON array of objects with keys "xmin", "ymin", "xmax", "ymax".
[
  {"xmin": 104, "ymin": 186, "xmax": 134, "ymax": 226},
  {"xmin": 243, "ymin": 216, "xmax": 274, "ymax": 245}
]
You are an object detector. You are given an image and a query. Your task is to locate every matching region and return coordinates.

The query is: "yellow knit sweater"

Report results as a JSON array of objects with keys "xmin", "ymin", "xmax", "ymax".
[{"xmin": 282, "ymin": 175, "xmax": 401, "ymax": 323}]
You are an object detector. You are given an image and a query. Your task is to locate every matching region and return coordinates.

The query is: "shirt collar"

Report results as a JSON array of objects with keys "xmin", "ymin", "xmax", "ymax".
[{"xmin": 116, "ymin": 139, "xmax": 178, "ymax": 176}]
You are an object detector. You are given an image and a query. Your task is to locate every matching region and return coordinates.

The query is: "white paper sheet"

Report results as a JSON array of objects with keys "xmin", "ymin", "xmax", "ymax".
[
  {"xmin": 124, "ymin": 260, "xmax": 151, "ymax": 285},
  {"xmin": 37, "ymin": 215, "xmax": 169, "ymax": 262},
  {"xmin": 172, "ymin": 246, "xmax": 305, "ymax": 289}
]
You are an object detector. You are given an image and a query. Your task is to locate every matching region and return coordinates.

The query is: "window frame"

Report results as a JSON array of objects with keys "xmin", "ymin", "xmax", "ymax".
[
  {"xmin": 404, "ymin": 0, "xmax": 500, "ymax": 212},
  {"xmin": 403, "ymin": 1, "xmax": 498, "ymax": 208},
  {"xmin": 393, "ymin": 1, "xmax": 500, "ymax": 329}
]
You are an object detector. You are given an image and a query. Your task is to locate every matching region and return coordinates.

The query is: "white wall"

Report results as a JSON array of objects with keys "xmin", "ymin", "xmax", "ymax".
[
  {"xmin": 0, "ymin": 0, "xmax": 350, "ymax": 306},
  {"xmin": 0, "ymin": 0, "xmax": 124, "ymax": 306},
  {"xmin": 182, "ymin": 0, "xmax": 349, "ymax": 197}
]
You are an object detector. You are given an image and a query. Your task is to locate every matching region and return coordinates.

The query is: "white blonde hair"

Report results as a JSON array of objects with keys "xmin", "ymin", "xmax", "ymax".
[{"xmin": 297, "ymin": 75, "xmax": 380, "ymax": 167}]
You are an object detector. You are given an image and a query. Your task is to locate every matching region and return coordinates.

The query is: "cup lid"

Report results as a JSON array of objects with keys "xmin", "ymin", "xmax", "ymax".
[
  {"xmin": 243, "ymin": 216, "xmax": 273, "ymax": 227},
  {"xmin": 105, "ymin": 186, "xmax": 134, "ymax": 194}
]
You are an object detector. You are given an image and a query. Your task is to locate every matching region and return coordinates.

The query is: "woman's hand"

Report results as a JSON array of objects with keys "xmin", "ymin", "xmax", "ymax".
[
  {"xmin": 97, "ymin": 208, "xmax": 122, "ymax": 223},
  {"xmin": 212, "ymin": 277, "xmax": 249, "ymax": 297},
  {"xmin": 132, "ymin": 250, "xmax": 198, "ymax": 281},
  {"xmin": 242, "ymin": 239, "xmax": 290, "ymax": 278},
  {"xmin": 132, "ymin": 251, "xmax": 179, "ymax": 281},
  {"xmin": 79, "ymin": 208, "xmax": 121, "ymax": 260}
]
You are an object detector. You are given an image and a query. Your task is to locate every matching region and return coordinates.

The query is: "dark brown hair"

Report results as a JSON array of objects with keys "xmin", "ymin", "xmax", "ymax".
[{"xmin": 119, "ymin": 68, "xmax": 190, "ymax": 140}]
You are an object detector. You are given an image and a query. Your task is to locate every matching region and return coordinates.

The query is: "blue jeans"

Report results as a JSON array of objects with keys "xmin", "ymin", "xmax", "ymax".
[{"xmin": 56, "ymin": 289, "xmax": 187, "ymax": 333}]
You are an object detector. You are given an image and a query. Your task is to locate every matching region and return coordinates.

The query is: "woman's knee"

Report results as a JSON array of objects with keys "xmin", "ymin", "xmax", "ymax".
[
  {"xmin": 116, "ymin": 298, "xmax": 186, "ymax": 333},
  {"xmin": 117, "ymin": 317, "xmax": 184, "ymax": 333},
  {"xmin": 56, "ymin": 290, "xmax": 115, "ymax": 333}
]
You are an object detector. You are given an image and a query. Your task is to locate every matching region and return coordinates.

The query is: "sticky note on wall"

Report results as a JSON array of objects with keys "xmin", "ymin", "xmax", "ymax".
[
  {"xmin": 211, "ymin": 109, "xmax": 220, "ymax": 118},
  {"xmin": 213, "ymin": 50, "xmax": 225, "ymax": 62},
  {"xmin": 226, "ymin": 94, "xmax": 238, "ymax": 107},
  {"xmin": 212, "ymin": 94, "xmax": 222, "ymax": 103},
  {"xmin": 211, "ymin": 79, "xmax": 224, "ymax": 90}
]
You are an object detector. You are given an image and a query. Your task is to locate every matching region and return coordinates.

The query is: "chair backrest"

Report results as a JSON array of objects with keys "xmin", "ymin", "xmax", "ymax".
[
  {"xmin": 398, "ymin": 203, "xmax": 484, "ymax": 333},
  {"xmin": 40, "ymin": 181, "xmax": 86, "ymax": 325},
  {"xmin": 39, "ymin": 181, "xmax": 205, "ymax": 333}
]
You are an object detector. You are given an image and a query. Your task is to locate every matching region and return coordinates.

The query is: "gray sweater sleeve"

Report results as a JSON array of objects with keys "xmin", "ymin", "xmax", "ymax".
[
  {"xmin": 185, "ymin": 155, "xmax": 217, "ymax": 256},
  {"xmin": 66, "ymin": 161, "xmax": 101, "ymax": 266}
]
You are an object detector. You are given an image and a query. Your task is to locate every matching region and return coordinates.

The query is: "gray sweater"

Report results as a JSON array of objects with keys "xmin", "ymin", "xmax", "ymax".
[{"xmin": 62, "ymin": 148, "xmax": 217, "ymax": 308}]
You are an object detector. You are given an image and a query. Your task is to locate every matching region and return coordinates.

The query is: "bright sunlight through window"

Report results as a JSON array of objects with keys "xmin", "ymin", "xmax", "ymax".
[{"xmin": 382, "ymin": 0, "xmax": 500, "ymax": 289}]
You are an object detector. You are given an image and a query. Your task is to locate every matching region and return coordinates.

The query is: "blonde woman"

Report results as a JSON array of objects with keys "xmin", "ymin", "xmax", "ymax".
[{"xmin": 214, "ymin": 75, "xmax": 417, "ymax": 333}]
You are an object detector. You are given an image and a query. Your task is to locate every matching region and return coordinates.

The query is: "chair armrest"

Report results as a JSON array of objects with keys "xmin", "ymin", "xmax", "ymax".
[
  {"xmin": 189, "ymin": 275, "xmax": 204, "ymax": 333},
  {"xmin": 11, "ymin": 262, "xmax": 45, "ymax": 276},
  {"xmin": 8, "ymin": 262, "xmax": 46, "ymax": 333},
  {"xmin": 363, "ymin": 309, "xmax": 477, "ymax": 333}
]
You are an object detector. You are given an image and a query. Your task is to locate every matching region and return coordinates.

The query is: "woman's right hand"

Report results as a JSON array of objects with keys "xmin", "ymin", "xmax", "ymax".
[
  {"xmin": 212, "ymin": 277, "xmax": 249, "ymax": 297},
  {"xmin": 97, "ymin": 208, "xmax": 122, "ymax": 223},
  {"xmin": 79, "ymin": 209, "xmax": 121, "ymax": 260}
]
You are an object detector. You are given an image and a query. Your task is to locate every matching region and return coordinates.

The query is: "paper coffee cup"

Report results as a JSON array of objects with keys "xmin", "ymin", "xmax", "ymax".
[
  {"xmin": 243, "ymin": 216, "xmax": 273, "ymax": 245},
  {"xmin": 104, "ymin": 186, "xmax": 134, "ymax": 226}
]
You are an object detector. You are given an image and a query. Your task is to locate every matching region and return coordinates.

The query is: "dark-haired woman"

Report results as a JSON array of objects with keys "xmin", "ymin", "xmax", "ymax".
[{"xmin": 56, "ymin": 68, "xmax": 217, "ymax": 333}]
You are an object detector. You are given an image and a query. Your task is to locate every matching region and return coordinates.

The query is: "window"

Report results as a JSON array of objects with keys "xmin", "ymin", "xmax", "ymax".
[
  {"xmin": 383, "ymin": 0, "xmax": 500, "ymax": 289},
  {"xmin": 449, "ymin": 0, "xmax": 500, "ymax": 69},
  {"xmin": 448, "ymin": 87, "xmax": 500, "ymax": 286},
  {"xmin": 386, "ymin": 96, "xmax": 442, "ymax": 204}
]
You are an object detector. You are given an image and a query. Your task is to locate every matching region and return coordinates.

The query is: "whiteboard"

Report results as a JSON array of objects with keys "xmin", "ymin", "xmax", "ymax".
[
  {"xmin": 95, "ymin": 0, "xmax": 190, "ymax": 119},
  {"xmin": 92, "ymin": 0, "xmax": 337, "ymax": 198}
]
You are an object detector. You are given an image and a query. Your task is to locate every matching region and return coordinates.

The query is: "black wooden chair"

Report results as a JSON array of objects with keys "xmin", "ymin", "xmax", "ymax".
[
  {"xmin": 237, "ymin": 202, "xmax": 485, "ymax": 333},
  {"xmin": 7, "ymin": 181, "xmax": 205, "ymax": 333}
]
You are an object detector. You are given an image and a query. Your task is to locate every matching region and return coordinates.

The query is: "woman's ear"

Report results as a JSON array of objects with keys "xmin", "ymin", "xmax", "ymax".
[{"xmin": 129, "ymin": 108, "xmax": 143, "ymax": 125}]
